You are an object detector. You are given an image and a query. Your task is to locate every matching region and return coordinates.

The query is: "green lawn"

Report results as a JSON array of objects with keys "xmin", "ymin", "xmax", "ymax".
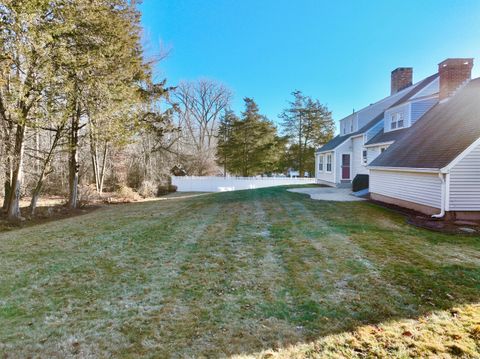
[{"xmin": 1, "ymin": 187, "xmax": 480, "ymax": 358}]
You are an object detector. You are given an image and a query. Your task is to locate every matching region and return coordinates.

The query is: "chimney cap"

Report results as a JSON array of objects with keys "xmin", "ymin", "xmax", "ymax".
[
  {"xmin": 391, "ymin": 67, "xmax": 413, "ymax": 73},
  {"xmin": 439, "ymin": 58, "xmax": 474, "ymax": 67}
]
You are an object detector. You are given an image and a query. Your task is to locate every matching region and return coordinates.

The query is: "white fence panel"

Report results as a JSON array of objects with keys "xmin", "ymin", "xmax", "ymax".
[{"xmin": 172, "ymin": 176, "xmax": 316, "ymax": 192}]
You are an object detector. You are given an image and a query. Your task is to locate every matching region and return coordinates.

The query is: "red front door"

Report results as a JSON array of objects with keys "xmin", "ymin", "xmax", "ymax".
[{"xmin": 341, "ymin": 154, "xmax": 350, "ymax": 179}]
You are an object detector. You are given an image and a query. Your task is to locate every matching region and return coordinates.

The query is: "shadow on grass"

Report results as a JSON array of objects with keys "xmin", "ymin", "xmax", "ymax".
[{"xmin": 1, "ymin": 185, "xmax": 479, "ymax": 357}]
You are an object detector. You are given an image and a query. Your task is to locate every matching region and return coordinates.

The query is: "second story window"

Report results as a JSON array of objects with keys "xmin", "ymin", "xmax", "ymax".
[
  {"xmin": 362, "ymin": 150, "xmax": 368, "ymax": 165},
  {"xmin": 390, "ymin": 112, "xmax": 405, "ymax": 130}
]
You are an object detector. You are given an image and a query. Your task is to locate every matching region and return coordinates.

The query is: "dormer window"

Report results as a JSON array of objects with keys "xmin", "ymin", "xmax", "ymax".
[
  {"xmin": 350, "ymin": 123, "xmax": 354, "ymax": 132},
  {"xmin": 390, "ymin": 112, "xmax": 404, "ymax": 130}
]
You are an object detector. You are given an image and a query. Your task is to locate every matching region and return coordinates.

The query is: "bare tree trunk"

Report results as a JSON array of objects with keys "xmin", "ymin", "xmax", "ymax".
[
  {"xmin": 30, "ymin": 128, "xmax": 62, "ymax": 215},
  {"xmin": 2, "ymin": 122, "xmax": 13, "ymax": 211},
  {"xmin": 98, "ymin": 141, "xmax": 108, "ymax": 194},
  {"xmin": 88, "ymin": 116, "xmax": 100, "ymax": 192},
  {"xmin": 7, "ymin": 123, "xmax": 26, "ymax": 221},
  {"xmin": 2, "ymin": 155, "xmax": 12, "ymax": 211},
  {"xmin": 68, "ymin": 105, "xmax": 80, "ymax": 209}
]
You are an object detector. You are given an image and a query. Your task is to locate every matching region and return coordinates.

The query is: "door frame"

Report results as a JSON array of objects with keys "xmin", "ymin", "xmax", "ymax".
[{"xmin": 340, "ymin": 152, "xmax": 352, "ymax": 180}]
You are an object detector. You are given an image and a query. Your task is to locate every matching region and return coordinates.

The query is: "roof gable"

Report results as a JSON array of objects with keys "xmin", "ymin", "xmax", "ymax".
[{"xmin": 369, "ymin": 78, "xmax": 480, "ymax": 169}]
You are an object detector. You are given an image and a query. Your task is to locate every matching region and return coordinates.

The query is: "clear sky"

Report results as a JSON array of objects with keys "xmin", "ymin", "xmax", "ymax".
[{"xmin": 139, "ymin": 0, "xmax": 480, "ymax": 129}]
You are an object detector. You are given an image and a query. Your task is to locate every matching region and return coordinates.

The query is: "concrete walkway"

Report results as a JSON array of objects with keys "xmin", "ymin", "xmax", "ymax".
[{"xmin": 288, "ymin": 187, "xmax": 366, "ymax": 202}]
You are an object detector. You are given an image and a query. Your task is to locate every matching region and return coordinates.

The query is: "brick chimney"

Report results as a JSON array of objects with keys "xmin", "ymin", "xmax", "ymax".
[
  {"xmin": 438, "ymin": 58, "xmax": 474, "ymax": 100},
  {"xmin": 391, "ymin": 67, "xmax": 413, "ymax": 95}
]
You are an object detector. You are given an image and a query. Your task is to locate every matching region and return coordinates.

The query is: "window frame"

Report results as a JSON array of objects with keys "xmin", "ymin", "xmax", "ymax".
[
  {"xmin": 390, "ymin": 112, "xmax": 405, "ymax": 130},
  {"xmin": 326, "ymin": 154, "xmax": 332, "ymax": 173},
  {"xmin": 362, "ymin": 149, "xmax": 368, "ymax": 165},
  {"xmin": 318, "ymin": 155, "xmax": 324, "ymax": 172}
]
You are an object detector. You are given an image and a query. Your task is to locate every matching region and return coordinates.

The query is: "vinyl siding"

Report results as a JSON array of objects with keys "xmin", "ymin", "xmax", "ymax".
[
  {"xmin": 411, "ymin": 98, "xmax": 438, "ymax": 125},
  {"xmin": 365, "ymin": 119, "xmax": 384, "ymax": 142},
  {"xmin": 316, "ymin": 152, "xmax": 335, "ymax": 184},
  {"xmin": 352, "ymin": 136, "xmax": 368, "ymax": 176},
  {"xmin": 384, "ymin": 103, "xmax": 410, "ymax": 132},
  {"xmin": 366, "ymin": 145, "xmax": 390, "ymax": 165},
  {"xmin": 449, "ymin": 143, "xmax": 480, "ymax": 210},
  {"xmin": 411, "ymin": 77, "xmax": 439, "ymax": 99},
  {"xmin": 370, "ymin": 170, "xmax": 442, "ymax": 209}
]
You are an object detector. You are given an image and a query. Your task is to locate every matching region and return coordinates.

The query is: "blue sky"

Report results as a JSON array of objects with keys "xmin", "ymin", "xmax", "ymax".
[{"xmin": 139, "ymin": 0, "xmax": 480, "ymax": 128}]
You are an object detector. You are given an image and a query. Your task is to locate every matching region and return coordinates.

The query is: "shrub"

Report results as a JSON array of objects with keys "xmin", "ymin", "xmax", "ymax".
[
  {"xmin": 78, "ymin": 184, "xmax": 102, "ymax": 206},
  {"xmin": 352, "ymin": 174, "xmax": 369, "ymax": 192},
  {"xmin": 114, "ymin": 186, "xmax": 141, "ymax": 202},
  {"xmin": 138, "ymin": 180, "xmax": 157, "ymax": 198},
  {"xmin": 157, "ymin": 184, "xmax": 177, "ymax": 196}
]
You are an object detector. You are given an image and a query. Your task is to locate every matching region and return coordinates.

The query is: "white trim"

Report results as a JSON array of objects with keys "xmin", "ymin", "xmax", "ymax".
[
  {"xmin": 351, "ymin": 133, "xmax": 363, "ymax": 138},
  {"xmin": 340, "ymin": 152, "xmax": 352, "ymax": 180},
  {"xmin": 325, "ymin": 153, "xmax": 333, "ymax": 173},
  {"xmin": 316, "ymin": 136, "xmax": 352, "ymax": 154},
  {"xmin": 364, "ymin": 141, "xmax": 394, "ymax": 148},
  {"xmin": 361, "ymin": 148, "xmax": 368, "ymax": 166},
  {"xmin": 440, "ymin": 136, "xmax": 480, "ymax": 173},
  {"xmin": 318, "ymin": 154, "xmax": 324, "ymax": 173},
  {"xmin": 333, "ymin": 150, "xmax": 337, "ymax": 183},
  {"xmin": 445, "ymin": 173, "xmax": 451, "ymax": 211},
  {"xmin": 368, "ymin": 166, "xmax": 440, "ymax": 173}
]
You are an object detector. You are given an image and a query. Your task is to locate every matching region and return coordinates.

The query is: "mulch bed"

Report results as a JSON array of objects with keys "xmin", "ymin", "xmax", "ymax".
[
  {"xmin": 368, "ymin": 199, "xmax": 480, "ymax": 235},
  {"xmin": 0, "ymin": 205, "xmax": 101, "ymax": 232}
]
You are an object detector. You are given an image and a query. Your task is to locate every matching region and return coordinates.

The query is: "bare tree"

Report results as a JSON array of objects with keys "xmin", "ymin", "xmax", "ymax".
[{"xmin": 173, "ymin": 80, "xmax": 232, "ymax": 175}]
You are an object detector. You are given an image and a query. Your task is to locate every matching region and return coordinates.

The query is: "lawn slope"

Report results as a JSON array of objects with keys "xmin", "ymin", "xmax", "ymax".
[{"xmin": 1, "ymin": 187, "xmax": 479, "ymax": 358}]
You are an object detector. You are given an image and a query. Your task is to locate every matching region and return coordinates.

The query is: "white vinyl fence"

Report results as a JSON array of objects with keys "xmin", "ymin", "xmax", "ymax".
[{"xmin": 172, "ymin": 176, "xmax": 316, "ymax": 192}]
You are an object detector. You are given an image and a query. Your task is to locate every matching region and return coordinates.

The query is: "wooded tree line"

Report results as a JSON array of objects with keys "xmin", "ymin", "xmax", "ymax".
[
  {"xmin": 0, "ymin": 0, "xmax": 175, "ymax": 220},
  {"xmin": 0, "ymin": 1, "xmax": 334, "ymax": 222},
  {"xmin": 217, "ymin": 92, "xmax": 335, "ymax": 177}
]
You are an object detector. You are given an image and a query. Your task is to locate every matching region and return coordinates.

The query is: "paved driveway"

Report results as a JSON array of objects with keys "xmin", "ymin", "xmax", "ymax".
[{"xmin": 288, "ymin": 187, "xmax": 365, "ymax": 202}]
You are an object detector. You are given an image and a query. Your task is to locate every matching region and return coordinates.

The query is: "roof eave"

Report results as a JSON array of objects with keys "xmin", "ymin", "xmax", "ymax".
[{"xmin": 368, "ymin": 166, "xmax": 440, "ymax": 173}]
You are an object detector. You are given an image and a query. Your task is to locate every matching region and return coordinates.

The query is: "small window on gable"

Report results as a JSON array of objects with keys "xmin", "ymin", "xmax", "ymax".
[
  {"xmin": 318, "ymin": 155, "xmax": 324, "ymax": 172},
  {"xmin": 390, "ymin": 114, "xmax": 397, "ymax": 130},
  {"xmin": 326, "ymin": 154, "xmax": 332, "ymax": 172},
  {"xmin": 362, "ymin": 150, "xmax": 367, "ymax": 165},
  {"xmin": 390, "ymin": 112, "xmax": 404, "ymax": 130},
  {"xmin": 397, "ymin": 112, "xmax": 404, "ymax": 128},
  {"xmin": 381, "ymin": 147, "xmax": 386, "ymax": 153}
]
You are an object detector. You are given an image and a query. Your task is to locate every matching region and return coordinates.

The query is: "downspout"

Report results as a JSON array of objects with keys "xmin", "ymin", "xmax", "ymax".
[{"xmin": 432, "ymin": 172, "xmax": 446, "ymax": 218}]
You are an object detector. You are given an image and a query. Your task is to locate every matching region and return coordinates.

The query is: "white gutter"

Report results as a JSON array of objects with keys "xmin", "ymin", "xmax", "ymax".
[
  {"xmin": 364, "ymin": 141, "xmax": 394, "ymax": 148},
  {"xmin": 368, "ymin": 166, "xmax": 439, "ymax": 173},
  {"xmin": 432, "ymin": 172, "xmax": 446, "ymax": 218}
]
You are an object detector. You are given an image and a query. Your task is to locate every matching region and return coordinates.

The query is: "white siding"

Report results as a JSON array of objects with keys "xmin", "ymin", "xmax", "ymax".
[
  {"xmin": 365, "ymin": 119, "xmax": 384, "ymax": 142},
  {"xmin": 384, "ymin": 103, "xmax": 410, "ymax": 132},
  {"xmin": 335, "ymin": 139, "xmax": 352, "ymax": 182},
  {"xmin": 352, "ymin": 136, "xmax": 368, "ymax": 176},
  {"xmin": 316, "ymin": 152, "xmax": 335, "ymax": 184},
  {"xmin": 366, "ymin": 145, "xmax": 390, "ymax": 164},
  {"xmin": 411, "ymin": 98, "xmax": 438, "ymax": 125},
  {"xmin": 411, "ymin": 77, "xmax": 439, "ymax": 99},
  {"xmin": 370, "ymin": 170, "xmax": 442, "ymax": 209},
  {"xmin": 449, "ymin": 143, "xmax": 480, "ymax": 210}
]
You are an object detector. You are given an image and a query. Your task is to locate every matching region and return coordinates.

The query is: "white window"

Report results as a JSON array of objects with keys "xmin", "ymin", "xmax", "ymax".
[
  {"xmin": 390, "ymin": 112, "xmax": 404, "ymax": 130},
  {"xmin": 326, "ymin": 154, "xmax": 332, "ymax": 172},
  {"xmin": 350, "ymin": 122, "xmax": 354, "ymax": 132},
  {"xmin": 362, "ymin": 149, "xmax": 368, "ymax": 165},
  {"xmin": 318, "ymin": 155, "xmax": 324, "ymax": 172}
]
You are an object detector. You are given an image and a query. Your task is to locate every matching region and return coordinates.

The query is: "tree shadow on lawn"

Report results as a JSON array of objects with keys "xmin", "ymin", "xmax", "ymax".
[
  {"xmin": 197, "ymin": 187, "xmax": 480, "ymax": 357},
  {"xmin": 1, "ymin": 186, "xmax": 480, "ymax": 357}
]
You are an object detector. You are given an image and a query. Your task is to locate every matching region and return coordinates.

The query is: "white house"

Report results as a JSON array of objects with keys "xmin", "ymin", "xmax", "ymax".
[
  {"xmin": 369, "ymin": 58, "xmax": 480, "ymax": 219},
  {"xmin": 315, "ymin": 67, "xmax": 439, "ymax": 187}
]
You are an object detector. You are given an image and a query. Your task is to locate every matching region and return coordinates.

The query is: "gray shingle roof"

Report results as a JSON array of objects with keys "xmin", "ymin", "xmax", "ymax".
[
  {"xmin": 317, "ymin": 73, "xmax": 438, "ymax": 153},
  {"xmin": 370, "ymin": 78, "xmax": 480, "ymax": 169},
  {"xmin": 365, "ymin": 128, "xmax": 409, "ymax": 146}
]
